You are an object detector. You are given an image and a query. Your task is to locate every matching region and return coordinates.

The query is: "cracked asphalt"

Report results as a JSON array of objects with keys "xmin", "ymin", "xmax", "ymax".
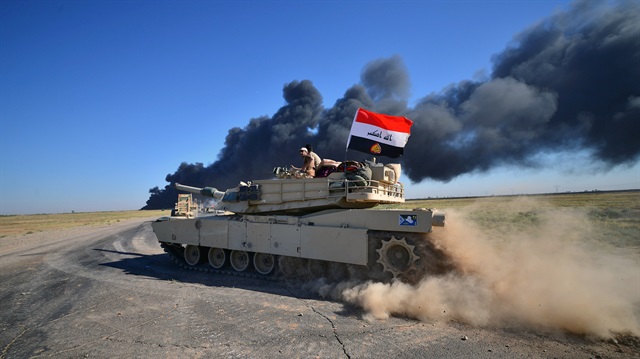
[{"xmin": 0, "ymin": 218, "xmax": 634, "ymax": 358}]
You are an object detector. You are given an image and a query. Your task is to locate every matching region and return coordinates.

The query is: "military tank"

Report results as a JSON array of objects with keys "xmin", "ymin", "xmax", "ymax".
[{"xmin": 151, "ymin": 160, "xmax": 453, "ymax": 283}]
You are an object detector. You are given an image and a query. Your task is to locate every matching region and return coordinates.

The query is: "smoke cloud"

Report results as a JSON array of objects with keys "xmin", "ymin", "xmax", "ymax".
[
  {"xmin": 143, "ymin": 0, "xmax": 639, "ymax": 209},
  {"xmin": 316, "ymin": 198, "xmax": 640, "ymax": 338}
]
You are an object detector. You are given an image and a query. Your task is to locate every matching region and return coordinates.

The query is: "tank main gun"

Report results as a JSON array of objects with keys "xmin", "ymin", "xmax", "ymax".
[{"xmin": 175, "ymin": 183, "xmax": 225, "ymax": 199}]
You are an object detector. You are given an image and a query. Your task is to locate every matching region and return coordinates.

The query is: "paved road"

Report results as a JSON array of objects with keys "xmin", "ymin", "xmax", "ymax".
[{"xmin": 0, "ymin": 219, "xmax": 634, "ymax": 358}]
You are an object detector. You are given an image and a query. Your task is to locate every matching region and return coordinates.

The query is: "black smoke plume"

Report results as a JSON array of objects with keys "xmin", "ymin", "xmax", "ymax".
[{"xmin": 143, "ymin": 0, "xmax": 639, "ymax": 209}]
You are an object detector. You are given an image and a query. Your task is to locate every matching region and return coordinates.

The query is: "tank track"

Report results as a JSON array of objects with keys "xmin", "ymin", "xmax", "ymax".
[
  {"xmin": 160, "ymin": 242, "xmax": 370, "ymax": 283},
  {"xmin": 160, "ymin": 230, "xmax": 455, "ymax": 285}
]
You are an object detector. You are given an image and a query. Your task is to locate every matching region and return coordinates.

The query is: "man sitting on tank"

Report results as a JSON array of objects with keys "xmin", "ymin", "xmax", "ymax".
[
  {"xmin": 304, "ymin": 144, "xmax": 322, "ymax": 170},
  {"xmin": 290, "ymin": 147, "xmax": 316, "ymax": 178},
  {"xmin": 301, "ymin": 143, "xmax": 344, "ymax": 177}
]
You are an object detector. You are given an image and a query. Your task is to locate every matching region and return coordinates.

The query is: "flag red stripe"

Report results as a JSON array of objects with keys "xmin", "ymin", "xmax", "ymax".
[{"xmin": 355, "ymin": 108, "xmax": 413, "ymax": 133}]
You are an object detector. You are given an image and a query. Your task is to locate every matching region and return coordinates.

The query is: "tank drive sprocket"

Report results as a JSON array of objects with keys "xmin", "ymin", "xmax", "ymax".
[{"xmin": 376, "ymin": 236, "xmax": 420, "ymax": 279}]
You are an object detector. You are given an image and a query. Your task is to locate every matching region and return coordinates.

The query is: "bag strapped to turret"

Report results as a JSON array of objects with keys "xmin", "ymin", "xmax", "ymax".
[{"xmin": 336, "ymin": 161, "xmax": 372, "ymax": 187}]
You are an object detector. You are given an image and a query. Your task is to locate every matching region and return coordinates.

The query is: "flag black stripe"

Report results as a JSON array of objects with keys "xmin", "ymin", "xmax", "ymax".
[{"xmin": 347, "ymin": 136, "xmax": 404, "ymax": 158}]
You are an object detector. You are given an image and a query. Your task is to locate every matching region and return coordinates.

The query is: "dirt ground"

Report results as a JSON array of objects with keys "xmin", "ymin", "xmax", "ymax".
[{"xmin": 0, "ymin": 218, "xmax": 637, "ymax": 358}]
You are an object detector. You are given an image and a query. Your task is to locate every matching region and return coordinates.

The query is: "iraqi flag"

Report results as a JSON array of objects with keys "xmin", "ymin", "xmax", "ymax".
[{"xmin": 346, "ymin": 108, "xmax": 413, "ymax": 158}]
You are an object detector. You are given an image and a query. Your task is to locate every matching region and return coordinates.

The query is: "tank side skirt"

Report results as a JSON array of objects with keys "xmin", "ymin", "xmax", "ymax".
[{"xmin": 299, "ymin": 226, "xmax": 368, "ymax": 265}]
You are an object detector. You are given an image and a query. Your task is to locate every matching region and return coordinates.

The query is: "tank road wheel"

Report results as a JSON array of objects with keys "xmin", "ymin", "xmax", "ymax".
[
  {"xmin": 230, "ymin": 250, "xmax": 251, "ymax": 272},
  {"xmin": 253, "ymin": 253, "xmax": 275, "ymax": 275},
  {"xmin": 278, "ymin": 256, "xmax": 306, "ymax": 278},
  {"xmin": 327, "ymin": 262, "xmax": 349, "ymax": 282},
  {"xmin": 184, "ymin": 245, "xmax": 202, "ymax": 266},
  {"xmin": 308, "ymin": 260, "xmax": 328, "ymax": 279},
  {"xmin": 376, "ymin": 236, "xmax": 420, "ymax": 279},
  {"xmin": 347, "ymin": 264, "xmax": 369, "ymax": 281},
  {"xmin": 208, "ymin": 247, "xmax": 226, "ymax": 269}
]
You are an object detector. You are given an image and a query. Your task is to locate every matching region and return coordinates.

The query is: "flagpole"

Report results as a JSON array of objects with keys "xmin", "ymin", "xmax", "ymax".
[
  {"xmin": 344, "ymin": 136, "xmax": 349, "ymax": 164},
  {"xmin": 343, "ymin": 147, "xmax": 348, "ymax": 175},
  {"xmin": 344, "ymin": 108, "xmax": 361, "ymax": 175}
]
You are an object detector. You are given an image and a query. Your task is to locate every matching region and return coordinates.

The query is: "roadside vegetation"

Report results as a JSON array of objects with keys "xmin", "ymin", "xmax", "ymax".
[
  {"xmin": 0, "ymin": 210, "xmax": 168, "ymax": 237},
  {"xmin": 386, "ymin": 190, "xmax": 640, "ymax": 248}
]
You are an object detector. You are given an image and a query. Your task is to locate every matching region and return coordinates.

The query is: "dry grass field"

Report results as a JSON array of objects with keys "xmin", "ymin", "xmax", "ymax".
[
  {"xmin": 394, "ymin": 190, "xmax": 640, "ymax": 248},
  {"xmin": 0, "ymin": 209, "xmax": 168, "ymax": 237}
]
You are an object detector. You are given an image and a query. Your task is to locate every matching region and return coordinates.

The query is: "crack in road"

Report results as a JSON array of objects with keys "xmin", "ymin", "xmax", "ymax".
[
  {"xmin": 0, "ymin": 325, "xmax": 28, "ymax": 359},
  {"xmin": 281, "ymin": 281, "xmax": 426, "ymax": 359},
  {"xmin": 309, "ymin": 306, "xmax": 351, "ymax": 359},
  {"xmin": 282, "ymin": 283, "xmax": 351, "ymax": 358}
]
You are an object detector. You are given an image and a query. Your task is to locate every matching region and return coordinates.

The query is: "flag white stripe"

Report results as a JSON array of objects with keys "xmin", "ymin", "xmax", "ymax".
[{"xmin": 348, "ymin": 121, "xmax": 410, "ymax": 148}]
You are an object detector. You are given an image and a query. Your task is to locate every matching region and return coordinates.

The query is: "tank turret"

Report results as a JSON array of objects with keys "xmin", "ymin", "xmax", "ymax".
[{"xmin": 175, "ymin": 161, "xmax": 405, "ymax": 215}]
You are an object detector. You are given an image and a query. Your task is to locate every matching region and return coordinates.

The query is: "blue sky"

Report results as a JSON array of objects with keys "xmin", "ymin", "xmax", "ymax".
[{"xmin": 1, "ymin": 0, "xmax": 638, "ymax": 214}]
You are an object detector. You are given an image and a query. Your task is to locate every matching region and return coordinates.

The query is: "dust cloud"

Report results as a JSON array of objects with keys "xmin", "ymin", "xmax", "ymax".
[{"xmin": 318, "ymin": 198, "xmax": 640, "ymax": 338}]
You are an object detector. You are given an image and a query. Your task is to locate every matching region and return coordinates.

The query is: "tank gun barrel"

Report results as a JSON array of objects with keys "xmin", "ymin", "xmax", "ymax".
[{"xmin": 175, "ymin": 183, "xmax": 225, "ymax": 199}]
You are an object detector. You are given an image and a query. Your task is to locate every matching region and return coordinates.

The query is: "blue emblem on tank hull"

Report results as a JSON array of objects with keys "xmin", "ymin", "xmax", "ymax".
[{"xmin": 399, "ymin": 214, "xmax": 417, "ymax": 226}]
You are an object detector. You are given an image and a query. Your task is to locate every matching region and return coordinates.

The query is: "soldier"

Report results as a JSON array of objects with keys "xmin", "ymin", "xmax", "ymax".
[
  {"xmin": 305, "ymin": 144, "xmax": 322, "ymax": 169},
  {"xmin": 291, "ymin": 147, "xmax": 315, "ymax": 178}
]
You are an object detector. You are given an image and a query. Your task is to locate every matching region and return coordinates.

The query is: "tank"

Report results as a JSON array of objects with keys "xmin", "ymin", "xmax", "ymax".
[{"xmin": 151, "ymin": 160, "xmax": 453, "ymax": 283}]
